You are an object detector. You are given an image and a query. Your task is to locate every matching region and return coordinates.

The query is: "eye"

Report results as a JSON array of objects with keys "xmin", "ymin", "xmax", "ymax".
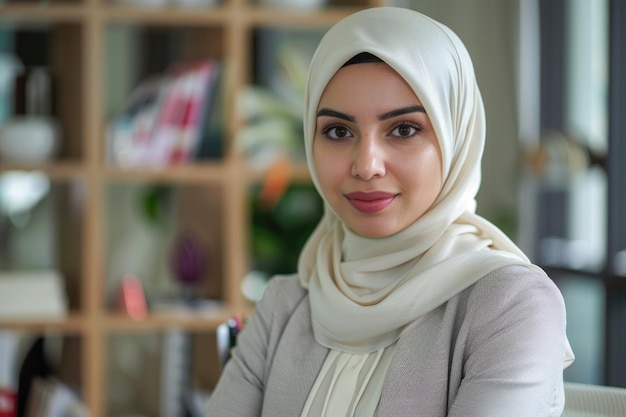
[
  {"xmin": 390, "ymin": 122, "xmax": 423, "ymax": 139},
  {"xmin": 321, "ymin": 124, "xmax": 353, "ymax": 140}
]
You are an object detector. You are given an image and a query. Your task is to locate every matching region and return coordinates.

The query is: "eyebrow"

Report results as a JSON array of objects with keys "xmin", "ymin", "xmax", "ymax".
[
  {"xmin": 316, "ymin": 108, "xmax": 356, "ymax": 122},
  {"xmin": 316, "ymin": 105, "xmax": 426, "ymax": 122},
  {"xmin": 378, "ymin": 105, "xmax": 426, "ymax": 120}
]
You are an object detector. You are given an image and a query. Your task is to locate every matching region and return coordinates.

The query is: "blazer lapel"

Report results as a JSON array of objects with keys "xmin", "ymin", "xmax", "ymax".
[
  {"xmin": 262, "ymin": 296, "xmax": 328, "ymax": 417},
  {"xmin": 377, "ymin": 308, "xmax": 449, "ymax": 416}
]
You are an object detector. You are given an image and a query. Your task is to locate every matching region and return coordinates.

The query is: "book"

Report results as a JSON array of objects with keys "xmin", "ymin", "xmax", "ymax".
[
  {"xmin": 194, "ymin": 61, "xmax": 223, "ymax": 160},
  {"xmin": 106, "ymin": 75, "xmax": 166, "ymax": 168},
  {"xmin": 167, "ymin": 60, "xmax": 215, "ymax": 165},
  {"xmin": 147, "ymin": 59, "xmax": 219, "ymax": 167},
  {"xmin": 25, "ymin": 378, "xmax": 88, "ymax": 417},
  {"xmin": 107, "ymin": 59, "xmax": 222, "ymax": 168},
  {"xmin": 159, "ymin": 329, "xmax": 190, "ymax": 417}
]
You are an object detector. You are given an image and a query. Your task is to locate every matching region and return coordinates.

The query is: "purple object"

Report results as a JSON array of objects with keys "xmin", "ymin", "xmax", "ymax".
[{"xmin": 171, "ymin": 232, "xmax": 205, "ymax": 286}]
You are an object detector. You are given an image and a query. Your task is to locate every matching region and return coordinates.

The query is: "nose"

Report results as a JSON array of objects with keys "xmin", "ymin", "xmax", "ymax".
[{"xmin": 351, "ymin": 135, "xmax": 386, "ymax": 180}]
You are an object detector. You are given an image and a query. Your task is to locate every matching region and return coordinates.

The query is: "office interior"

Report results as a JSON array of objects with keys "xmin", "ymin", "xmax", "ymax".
[{"xmin": 0, "ymin": 0, "xmax": 624, "ymax": 416}]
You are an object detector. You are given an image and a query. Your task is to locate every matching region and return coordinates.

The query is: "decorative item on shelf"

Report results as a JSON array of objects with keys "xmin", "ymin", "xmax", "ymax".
[
  {"xmin": 0, "ymin": 68, "xmax": 61, "ymax": 164},
  {"xmin": 117, "ymin": 274, "xmax": 148, "ymax": 320},
  {"xmin": 170, "ymin": 231, "xmax": 206, "ymax": 303},
  {"xmin": 107, "ymin": 59, "xmax": 223, "ymax": 169}
]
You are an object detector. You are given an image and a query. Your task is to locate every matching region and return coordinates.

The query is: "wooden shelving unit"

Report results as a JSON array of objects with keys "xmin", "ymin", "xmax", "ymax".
[{"xmin": 0, "ymin": 0, "xmax": 383, "ymax": 415}]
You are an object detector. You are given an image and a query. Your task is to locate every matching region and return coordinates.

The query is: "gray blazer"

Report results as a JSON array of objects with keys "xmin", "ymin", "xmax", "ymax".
[{"xmin": 207, "ymin": 265, "xmax": 568, "ymax": 416}]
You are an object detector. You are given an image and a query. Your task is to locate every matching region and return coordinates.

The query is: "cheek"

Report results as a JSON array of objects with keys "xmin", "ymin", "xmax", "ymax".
[
  {"xmin": 399, "ymin": 145, "xmax": 443, "ymax": 190},
  {"xmin": 312, "ymin": 140, "xmax": 326, "ymax": 178},
  {"xmin": 312, "ymin": 141, "xmax": 335, "ymax": 195},
  {"xmin": 420, "ymin": 146, "xmax": 443, "ymax": 179}
]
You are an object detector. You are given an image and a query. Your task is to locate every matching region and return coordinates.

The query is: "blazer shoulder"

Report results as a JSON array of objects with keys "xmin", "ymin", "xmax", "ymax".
[
  {"xmin": 474, "ymin": 264, "xmax": 562, "ymax": 301},
  {"xmin": 264, "ymin": 273, "xmax": 307, "ymax": 299},
  {"xmin": 459, "ymin": 264, "xmax": 566, "ymax": 329},
  {"xmin": 257, "ymin": 273, "xmax": 308, "ymax": 319}
]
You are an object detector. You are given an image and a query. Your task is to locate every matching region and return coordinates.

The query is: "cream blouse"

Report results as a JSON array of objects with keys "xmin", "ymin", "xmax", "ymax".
[{"xmin": 301, "ymin": 343, "xmax": 396, "ymax": 417}]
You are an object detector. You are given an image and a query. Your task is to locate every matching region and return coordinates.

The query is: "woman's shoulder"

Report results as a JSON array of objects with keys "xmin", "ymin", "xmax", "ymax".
[
  {"xmin": 256, "ymin": 273, "xmax": 308, "ymax": 318},
  {"xmin": 263, "ymin": 273, "xmax": 307, "ymax": 299},
  {"xmin": 459, "ymin": 264, "xmax": 566, "ymax": 323},
  {"xmin": 472, "ymin": 264, "xmax": 562, "ymax": 300}
]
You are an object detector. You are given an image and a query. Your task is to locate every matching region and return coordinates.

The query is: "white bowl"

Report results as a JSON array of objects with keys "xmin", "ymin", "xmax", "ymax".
[{"xmin": 0, "ymin": 116, "xmax": 60, "ymax": 163}]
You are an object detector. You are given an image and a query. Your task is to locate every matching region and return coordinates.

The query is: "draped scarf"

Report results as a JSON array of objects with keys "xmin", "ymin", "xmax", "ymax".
[{"xmin": 297, "ymin": 7, "xmax": 574, "ymax": 367}]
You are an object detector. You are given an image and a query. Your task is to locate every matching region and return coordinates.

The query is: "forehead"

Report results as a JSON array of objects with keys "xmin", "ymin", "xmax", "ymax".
[{"xmin": 318, "ymin": 62, "xmax": 421, "ymax": 109}]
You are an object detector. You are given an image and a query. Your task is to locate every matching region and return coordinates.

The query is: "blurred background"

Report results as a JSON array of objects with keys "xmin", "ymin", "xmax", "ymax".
[{"xmin": 0, "ymin": 0, "xmax": 624, "ymax": 416}]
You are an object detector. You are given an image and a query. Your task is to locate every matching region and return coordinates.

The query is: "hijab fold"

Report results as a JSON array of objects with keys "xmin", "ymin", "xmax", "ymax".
[{"xmin": 297, "ymin": 7, "xmax": 574, "ymax": 367}]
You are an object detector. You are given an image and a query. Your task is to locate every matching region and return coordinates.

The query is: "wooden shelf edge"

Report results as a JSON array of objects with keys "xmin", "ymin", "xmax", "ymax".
[
  {"xmin": 0, "ymin": 313, "xmax": 85, "ymax": 333},
  {"xmin": 103, "ymin": 162, "xmax": 229, "ymax": 184},
  {"xmin": 0, "ymin": 161, "xmax": 88, "ymax": 181},
  {"xmin": 0, "ymin": 3, "xmax": 369, "ymax": 27},
  {"xmin": 102, "ymin": 4, "xmax": 230, "ymax": 25},
  {"xmin": 0, "ymin": 4, "xmax": 86, "ymax": 22},
  {"xmin": 244, "ymin": 5, "xmax": 367, "ymax": 26},
  {"xmin": 102, "ymin": 305, "xmax": 246, "ymax": 332}
]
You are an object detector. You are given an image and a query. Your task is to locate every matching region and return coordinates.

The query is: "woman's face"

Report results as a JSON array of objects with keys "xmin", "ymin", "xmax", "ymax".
[{"xmin": 313, "ymin": 62, "xmax": 443, "ymax": 238}]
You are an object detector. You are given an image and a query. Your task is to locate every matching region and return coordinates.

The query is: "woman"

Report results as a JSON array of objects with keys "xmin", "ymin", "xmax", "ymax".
[{"xmin": 207, "ymin": 7, "xmax": 574, "ymax": 416}]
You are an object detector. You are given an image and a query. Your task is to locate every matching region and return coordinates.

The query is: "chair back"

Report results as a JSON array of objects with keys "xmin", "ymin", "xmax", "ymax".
[{"xmin": 562, "ymin": 382, "xmax": 626, "ymax": 417}]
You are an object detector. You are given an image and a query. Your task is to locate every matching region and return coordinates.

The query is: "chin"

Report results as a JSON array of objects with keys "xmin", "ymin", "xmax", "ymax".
[{"xmin": 349, "ymin": 223, "xmax": 399, "ymax": 239}]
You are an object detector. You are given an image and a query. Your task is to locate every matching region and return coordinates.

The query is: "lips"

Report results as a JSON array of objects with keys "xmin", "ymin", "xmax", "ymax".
[{"xmin": 345, "ymin": 191, "xmax": 397, "ymax": 213}]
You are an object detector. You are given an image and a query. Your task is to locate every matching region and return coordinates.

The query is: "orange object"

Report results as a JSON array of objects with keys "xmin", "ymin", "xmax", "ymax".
[{"xmin": 258, "ymin": 157, "xmax": 291, "ymax": 210}]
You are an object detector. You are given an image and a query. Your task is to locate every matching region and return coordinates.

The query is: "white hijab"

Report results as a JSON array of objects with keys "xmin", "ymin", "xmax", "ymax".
[{"xmin": 298, "ymin": 7, "xmax": 572, "ymax": 366}]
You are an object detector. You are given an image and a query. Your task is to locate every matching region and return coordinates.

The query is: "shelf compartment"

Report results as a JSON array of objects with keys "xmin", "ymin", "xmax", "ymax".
[
  {"xmin": 0, "ymin": 331, "xmax": 85, "ymax": 412},
  {"xmin": 0, "ymin": 175, "xmax": 86, "ymax": 314},
  {"xmin": 104, "ymin": 23, "xmax": 226, "ymax": 168},
  {"xmin": 106, "ymin": 328, "xmax": 217, "ymax": 417},
  {"xmin": 0, "ymin": 21, "xmax": 86, "ymax": 164},
  {"xmin": 104, "ymin": 182, "xmax": 226, "ymax": 312}
]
